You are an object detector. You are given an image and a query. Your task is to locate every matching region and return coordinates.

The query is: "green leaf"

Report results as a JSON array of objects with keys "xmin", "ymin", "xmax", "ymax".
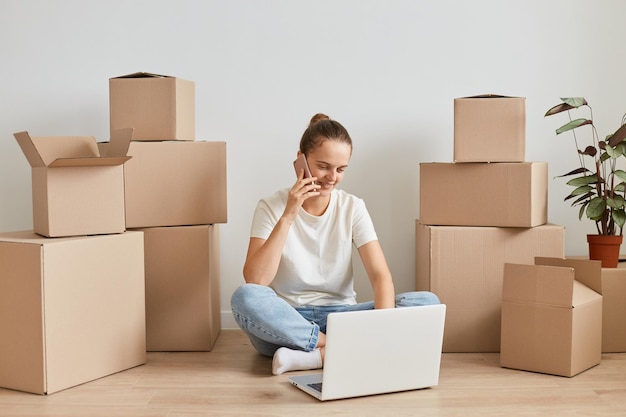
[
  {"xmin": 613, "ymin": 209, "xmax": 626, "ymax": 228},
  {"xmin": 579, "ymin": 203, "xmax": 586, "ymax": 220},
  {"xmin": 600, "ymin": 151, "xmax": 611, "ymax": 163},
  {"xmin": 561, "ymin": 97, "xmax": 588, "ymax": 108},
  {"xmin": 614, "ymin": 170, "xmax": 626, "ymax": 182},
  {"xmin": 586, "ymin": 197, "xmax": 606, "ymax": 220},
  {"xmin": 556, "ymin": 118, "xmax": 593, "ymax": 135},
  {"xmin": 566, "ymin": 175, "xmax": 598, "ymax": 187},
  {"xmin": 570, "ymin": 185, "xmax": 594, "ymax": 196},
  {"xmin": 616, "ymin": 142, "xmax": 626, "ymax": 156},
  {"xmin": 606, "ymin": 144, "xmax": 620, "ymax": 158},
  {"xmin": 607, "ymin": 195, "xmax": 625, "ymax": 209},
  {"xmin": 616, "ymin": 183, "xmax": 626, "ymax": 193}
]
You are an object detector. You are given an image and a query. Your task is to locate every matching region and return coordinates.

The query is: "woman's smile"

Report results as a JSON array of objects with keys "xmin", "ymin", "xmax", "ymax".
[{"xmin": 317, "ymin": 181, "xmax": 335, "ymax": 190}]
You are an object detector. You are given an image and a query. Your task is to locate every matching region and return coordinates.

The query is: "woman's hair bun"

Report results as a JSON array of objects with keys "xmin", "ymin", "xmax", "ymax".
[
  {"xmin": 299, "ymin": 112, "xmax": 352, "ymax": 154},
  {"xmin": 309, "ymin": 113, "xmax": 330, "ymax": 126}
]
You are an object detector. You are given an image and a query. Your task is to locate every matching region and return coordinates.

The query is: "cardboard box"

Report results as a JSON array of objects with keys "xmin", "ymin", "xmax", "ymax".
[
  {"xmin": 13, "ymin": 129, "xmax": 133, "ymax": 237},
  {"xmin": 415, "ymin": 222, "xmax": 565, "ymax": 352},
  {"xmin": 140, "ymin": 225, "xmax": 221, "ymax": 351},
  {"xmin": 596, "ymin": 265, "xmax": 626, "ymax": 352},
  {"xmin": 420, "ymin": 162, "xmax": 547, "ymax": 227},
  {"xmin": 454, "ymin": 95, "xmax": 526, "ymax": 162},
  {"xmin": 109, "ymin": 72, "xmax": 195, "ymax": 141},
  {"xmin": 536, "ymin": 257, "xmax": 626, "ymax": 353},
  {"xmin": 501, "ymin": 262, "xmax": 602, "ymax": 377},
  {"xmin": 99, "ymin": 140, "xmax": 227, "ymax": 228},
  {"xmin": 0, "ymin": 231, "xmax": 146, "ymax": 395}
]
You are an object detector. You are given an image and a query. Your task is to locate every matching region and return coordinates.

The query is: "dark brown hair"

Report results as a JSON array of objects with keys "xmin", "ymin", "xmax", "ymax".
[{"xmin": 299, "ymin": 113, "xmax": 352, "ymax": 155}]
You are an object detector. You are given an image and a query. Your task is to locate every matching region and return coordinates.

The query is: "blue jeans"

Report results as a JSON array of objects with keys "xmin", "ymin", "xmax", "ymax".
[{"xmin": 230, "ymin": 283, "xmax": 440, "ymax": 357}]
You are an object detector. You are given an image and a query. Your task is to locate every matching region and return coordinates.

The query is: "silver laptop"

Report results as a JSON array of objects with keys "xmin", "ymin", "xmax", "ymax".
[{"xmin": 288, "ymin": 304, "xmax": 446, "ymax": 401}]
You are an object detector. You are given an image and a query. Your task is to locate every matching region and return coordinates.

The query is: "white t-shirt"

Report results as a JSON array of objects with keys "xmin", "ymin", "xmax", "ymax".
[{"xmin": 250, "ymin": 188, "xmax": 378, "ymax": 307}]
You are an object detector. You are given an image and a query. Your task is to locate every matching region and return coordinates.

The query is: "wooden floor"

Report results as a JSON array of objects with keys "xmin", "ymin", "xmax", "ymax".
[{"xmin": 1, "ymin": 329, "xmax": 625, "ymax": 416}]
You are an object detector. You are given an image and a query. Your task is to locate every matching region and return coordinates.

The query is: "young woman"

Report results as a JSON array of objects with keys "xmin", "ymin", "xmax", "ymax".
[{"xmin": 231, "ymin": 113, "xmax": 440, "ymax": 375}]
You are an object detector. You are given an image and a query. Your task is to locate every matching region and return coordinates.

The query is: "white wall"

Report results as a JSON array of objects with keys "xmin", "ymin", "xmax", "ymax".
[{"xmin": 2, "ymin": 0, "xmax": 625, "ymax": 328}]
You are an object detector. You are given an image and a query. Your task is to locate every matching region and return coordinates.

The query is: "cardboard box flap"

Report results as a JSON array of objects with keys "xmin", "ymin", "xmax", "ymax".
[
  {"xmin": 98, "ymin": 128, "xmax": 133, "ymax": 158},
  {"xmin": 503, "ymin": 263, "xmax": 575, "ymax": 308},
  {"xmin": 48, "ymin": 156, "xmax": 131, "ymax": 167},
  {"xmin": 534, "ymin": 257, "xmax": 603, "ymax": 294},
  {"xmin": 14, "ymin": 130, "xmax": 132, "ymax": 168},
  {"xmin": 14, "ymin": 132, "xmax": 99, "ymax": 167},
  {"xmin": 112, "ymin": 72, "xmax": 172, "ymax": 79},
  {"xmin": 572, "ymin": 280, "xmax": 602, "ymax": 307},
  {"xmin": 14, "ymin": 131, "xmax": 45, "ymax": 167},
  {"xmin": 457, "ymin": 94, "xmax": 522, "ymax": 99}
]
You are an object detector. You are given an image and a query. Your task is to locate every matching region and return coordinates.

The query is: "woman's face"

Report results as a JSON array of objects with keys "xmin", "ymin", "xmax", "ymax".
[{"xmin": 305, "ymin": 139, "xmax": 352, "ymax": 196}]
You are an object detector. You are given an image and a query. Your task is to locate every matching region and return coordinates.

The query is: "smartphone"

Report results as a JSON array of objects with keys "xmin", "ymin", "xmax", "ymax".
[{"xmin": 293, "ymin": 154, "xmax": 315, "ymax": 184}]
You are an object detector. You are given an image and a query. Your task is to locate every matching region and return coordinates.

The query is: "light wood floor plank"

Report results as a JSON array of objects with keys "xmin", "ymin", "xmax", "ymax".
[{"xmin": 0, "ymin": 330, "xmax": 624, "ymax": 416}]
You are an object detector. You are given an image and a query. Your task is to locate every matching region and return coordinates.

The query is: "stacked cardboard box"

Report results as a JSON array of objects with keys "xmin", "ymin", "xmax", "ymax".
[
  {"xmin": 2, "ymin": 130, "xmax": 146, "ymax": 394},
  {"xmin": 0, "ymin": 231, "xmax": 146, "ymax": 395},
  {"xmin": 107, "ymin": 72, "xmax": 226, "ymax": 352},
  {"xmin": 416, "ymin": 94, "xmax": 610, "ymax": 376},
  {"xmin": 0, "ymin": 72, "xmax": 227, "ymax": 394},
  {"xmin": 415, "ymin": 223, "xmax": 565, "ymax": 352},
  {"xmin": 416, "ymin": 95, "xmax": 567, "ymax": 353}
]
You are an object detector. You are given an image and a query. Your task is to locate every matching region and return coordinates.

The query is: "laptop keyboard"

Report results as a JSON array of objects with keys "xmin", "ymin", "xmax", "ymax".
[{"xmin": 308, "ymin": 382, "xmax": 323, "ymax": 393}]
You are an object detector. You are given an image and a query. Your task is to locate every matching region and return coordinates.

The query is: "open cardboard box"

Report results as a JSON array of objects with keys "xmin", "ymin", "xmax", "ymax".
[
  {"xmin": 14, "ymin": 128, "xmax": 133, "ymax": 237},
  {"xmin": 501, "ymin": 259, "xmax": 602, "ymax": 377},
  {"xmin": 537, "ymin": 256, "xmax": 626, "ymax": 353}
]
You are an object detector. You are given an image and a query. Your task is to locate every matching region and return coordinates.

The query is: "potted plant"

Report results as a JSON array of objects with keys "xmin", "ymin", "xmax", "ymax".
[{"xmin": 545, "ymin": 97, "xmax": 626, "ymax": 267}]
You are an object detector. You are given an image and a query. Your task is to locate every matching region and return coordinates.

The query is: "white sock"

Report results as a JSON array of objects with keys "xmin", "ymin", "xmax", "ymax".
[{"xmin": 272, "ymin": 347, "xmax": 323, "ymax": 375}]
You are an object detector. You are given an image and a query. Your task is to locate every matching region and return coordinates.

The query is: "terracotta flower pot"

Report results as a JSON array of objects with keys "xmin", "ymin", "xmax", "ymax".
[{"xmin": 587, "ymin": 234, "xmax": 623, "ymax": 268}]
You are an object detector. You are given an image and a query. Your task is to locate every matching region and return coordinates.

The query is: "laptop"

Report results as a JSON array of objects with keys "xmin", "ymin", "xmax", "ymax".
[{"xmin": 288, "ymin": 304, "xmax": 446, "ymax": 401}]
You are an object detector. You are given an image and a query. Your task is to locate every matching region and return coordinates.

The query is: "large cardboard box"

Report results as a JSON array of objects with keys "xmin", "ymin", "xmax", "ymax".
[
  {"xmin": 454, "ymin": 95, "xmax": 526, "ymax": 162},
  {"xmin": 13, "ymin": 129, "xmax": 133, "ymax": 237},
  {"xmin": 596, "ymin": 264, "xmax": 626, "ymax": 352},
  {"xmin": 140, "ymin": 225, "xmax": 221, "ymax": 351},
  {"xmin": 99, "ymin": 140, "xmax": 227, "ymax": 228},
  {"xmin": 420, "ymin": 162, "xmax": 547, "ymax": 227},
  {"xmin": 109, "ymin": 72, "xmax": 195, "ymax": 141},
  {"xmin": 415, "ymin": 222, "xmax": 565, "ymax": 352},
  {"xmin": 0, "ymin": 231, "xmax": 146, "ymax": 395},
  {"xmin": 501, "ymin": 262, "xmax": 602, "ymax": 377},
  {"xmin": 536, "ymin": 257, "xmax": 626, "ymax": 353}
]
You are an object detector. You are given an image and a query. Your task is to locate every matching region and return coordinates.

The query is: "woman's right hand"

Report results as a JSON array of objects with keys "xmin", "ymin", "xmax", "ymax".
[
  {"xmin": 283, "ymin": 170, "xmax": 320, "ymax": 221},
  {"xmin": 243, "ymin": 171, "xmax": 319, "ymax": 285}
]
